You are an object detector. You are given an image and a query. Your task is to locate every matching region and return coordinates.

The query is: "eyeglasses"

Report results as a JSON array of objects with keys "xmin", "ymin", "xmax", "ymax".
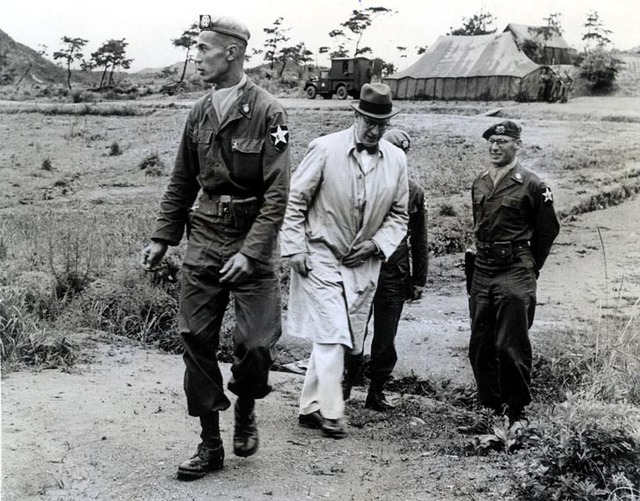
[
  {"xmin": 487, "ymin": 138, "xmax": 516, "ymax": 146},
  {"xmin": 361, "ymin": 115, "xmax": 390, "ymax": 131}
]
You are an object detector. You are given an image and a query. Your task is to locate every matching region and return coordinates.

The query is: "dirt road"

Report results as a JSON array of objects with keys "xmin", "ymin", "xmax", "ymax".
[{"xmin": 3, "ymin": 193, "xmax": 639, "ymax": 501}]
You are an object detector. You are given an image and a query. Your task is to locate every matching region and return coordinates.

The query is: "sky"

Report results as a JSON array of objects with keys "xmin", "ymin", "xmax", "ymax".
[{"xmin": 2, "ymin": 0, "xmax": 638, "ymax": 72}]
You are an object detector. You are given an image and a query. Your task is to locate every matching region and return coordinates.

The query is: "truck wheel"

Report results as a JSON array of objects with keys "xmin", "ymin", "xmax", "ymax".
[
  {"xmin": 305, "ymin": 86, "xmax": 317, "ymax": 99},
  {"xmin": 336, "ymin": 86, "xmax": 348, "ymax": 100}
]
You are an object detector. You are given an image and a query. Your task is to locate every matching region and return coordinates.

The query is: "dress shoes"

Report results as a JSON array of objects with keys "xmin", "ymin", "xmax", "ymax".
[
  {"xmin": 233, "ymin": 400, "xmax": 259, "ymax": 458},
  {"xmin": 365, "ymin": 390, "xmax": 395, "ymax": 412},
  {"xmin": 177, "ymin": 441, "xmax": 224, "ymax": 480},
  {"xmin": 321, "ymin": 418, "xmax": 347, "ymax": 439},
  {"xmin": 298, "ymin": 410, "xmax": 324, "ymax": 429}
]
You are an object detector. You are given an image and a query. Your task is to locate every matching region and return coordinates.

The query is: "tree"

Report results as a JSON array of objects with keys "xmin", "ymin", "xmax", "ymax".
[
  {"xmin": 91, "ymin": 39, "xmax": 133, "ymax": 88},
  {"xmin": 582, "ymin": 11, "xmax": 613, "ymax": 50},
  {"xmin": 172, "ymin": 23, "xmax": 198, "ymax": 82},
  {"xmin": 328, "ymin": 7, "xmax": 395, "ymax": 58},
  {"xmin": 578, "ymin": 48, "xmax": 621, "ymax": 90},
  {"xmin": 263, "ymin": 18, "xmax": 290, "ymax": 70},
  {"xmin": 416, "ymin": 46, "xmax": 428, "ymax": 55},
  {"xmin": 277, "ymin": 42, "xmax": 314, "ymax": 79},
  {"xmin": 53, "ymin": 36, "xmax": 88, "ymax": 89},
  {"xmin": 449, "ymin": 11, "xmax": 496, "ymax": 36}
]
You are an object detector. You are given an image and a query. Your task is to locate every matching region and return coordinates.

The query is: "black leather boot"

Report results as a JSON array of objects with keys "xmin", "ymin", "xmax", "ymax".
[
  {"xmin": 177, "ymin": 440, "xmax": 224, "ymax": 479},
  {"xmin": 233, "ymin": 397, "xmax": 259, "ymax": 458},
  {"xmin": 365, "ymin": 382, "xmax": 395, "ymax": 412}
]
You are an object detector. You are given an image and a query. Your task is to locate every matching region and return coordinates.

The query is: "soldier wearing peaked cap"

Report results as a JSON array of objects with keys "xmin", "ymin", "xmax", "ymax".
[
  {"xmin": 140, "ymin": 14, "xmax": 290, "ymax": 479},
  {"xmin": 462, "ymin": 120, "xmax": 559, "ymax": 432}
]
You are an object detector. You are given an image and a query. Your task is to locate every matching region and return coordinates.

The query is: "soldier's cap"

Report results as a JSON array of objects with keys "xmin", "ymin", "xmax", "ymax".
[
  {"xmin": 382, "ymin": 129, "xmax": 411, "ymax": 152},
  {"xmin": 199, "ymin": 15, "xmax": 251, "ymax": 43},
  {"xmin": 482, "ymin": 120, "xmax": 521, "ymax": 140},
  {"xmin": 350, "ymin": 83, "xmax": 400, "ymax": 120}
]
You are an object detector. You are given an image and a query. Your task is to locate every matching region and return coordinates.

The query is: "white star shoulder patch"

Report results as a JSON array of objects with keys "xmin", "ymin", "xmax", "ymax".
[
  {"xmin": 542, "ymin": 186, "xmax": 554, "ymax": 204},
  {"xmin": 269, "ymin": 124, "xmax": 289, "ymax": 152}
]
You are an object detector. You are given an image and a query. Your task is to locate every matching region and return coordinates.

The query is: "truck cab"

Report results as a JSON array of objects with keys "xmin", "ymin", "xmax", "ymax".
[{"xmin": 304, "ymin": 57, "xmax": 373, "ymax": 100}]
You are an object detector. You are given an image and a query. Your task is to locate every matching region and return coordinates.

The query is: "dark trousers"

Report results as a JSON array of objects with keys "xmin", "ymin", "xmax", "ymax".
[
  {"xmin": 365, "ymin": 247, "xmax": 410, "ymax": 385},
  {"xmin": 468, "ymin": 251, "xmax": 536, "ymax": 412},
  {"xmin": 179, "ymin": 211, "xmax": 282, "ymax": 417}
]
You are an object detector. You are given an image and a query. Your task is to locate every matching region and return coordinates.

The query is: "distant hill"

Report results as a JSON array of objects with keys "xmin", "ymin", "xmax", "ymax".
[
  {"xmin": 136, "ymin": 59, "xmax": 196, "ymax": 77},
  {"xmin": 0, "ymin": 28, "xmax": 65, "ymax": 84}
]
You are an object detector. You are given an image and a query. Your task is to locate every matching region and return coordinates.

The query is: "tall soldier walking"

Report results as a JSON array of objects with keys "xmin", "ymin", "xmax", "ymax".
[{"xmin": 140, "ymin": 15, "xmax": 290, "ymax": 479}]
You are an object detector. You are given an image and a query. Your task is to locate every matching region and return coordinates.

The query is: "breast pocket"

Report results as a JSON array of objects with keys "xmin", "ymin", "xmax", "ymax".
[
  {"xmin": 231, "ymin": 138, "xmax": 264, "ymax": 186},
  {"xmin": 196, "ymin": 128, "xmax": 215, "ymax": 167},
  {"xmin": 500, "ymin": 196, "xmax": 526, "ymax": 231}
]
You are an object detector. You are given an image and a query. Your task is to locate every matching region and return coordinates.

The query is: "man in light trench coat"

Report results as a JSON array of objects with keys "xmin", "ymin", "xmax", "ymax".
[{"xmin": 280, "ymin": 83, "xmax": 409, "ymax": 439}]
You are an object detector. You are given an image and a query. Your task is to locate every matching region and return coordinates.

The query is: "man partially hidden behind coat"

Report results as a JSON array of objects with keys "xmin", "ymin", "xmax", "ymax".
[{"xmin": 281, "ymin": 83, "xmax": 409, "ymax": 439}]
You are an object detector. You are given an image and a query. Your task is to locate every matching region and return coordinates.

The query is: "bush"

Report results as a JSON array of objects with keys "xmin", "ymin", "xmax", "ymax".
[
  {"xmin": 0, "ymin": 288, "xmax": 78, "ymax": 371},
  {"xmin": 578, "ymin": 49, "xmax": 623, "ymax": 91}
]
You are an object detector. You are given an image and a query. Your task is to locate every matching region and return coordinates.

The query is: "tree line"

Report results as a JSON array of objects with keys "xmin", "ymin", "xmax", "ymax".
[{"xmin": 23, "ymin": 6, "xmax": 622, "ymax": 91}]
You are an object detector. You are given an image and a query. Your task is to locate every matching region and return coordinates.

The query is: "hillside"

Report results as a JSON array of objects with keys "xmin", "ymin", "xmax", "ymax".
[{"xmin": 0, "ymin": 28, "xmax": 65, "ymax": 84}]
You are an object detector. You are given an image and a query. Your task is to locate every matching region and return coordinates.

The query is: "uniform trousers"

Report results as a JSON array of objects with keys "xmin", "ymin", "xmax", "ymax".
[
  {"xmin": 179, "ymin": 210, "xmax": 282, "ymax": 417},
  {"xmin": 468, "ymin": 249, "xmax": 537, "ymax": 412},
  {"xmin": 299, "ymin": 343, "xmax": 346, "ymax": 420},
  {"xmin": 365, "ymin": 247, "xmax": 410, "ymax": 384}
]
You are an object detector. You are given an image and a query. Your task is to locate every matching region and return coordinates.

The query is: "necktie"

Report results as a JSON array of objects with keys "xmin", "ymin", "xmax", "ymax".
[{"xmin": 356, "ymin": 143, "xmax": 378, "ymax": 155}]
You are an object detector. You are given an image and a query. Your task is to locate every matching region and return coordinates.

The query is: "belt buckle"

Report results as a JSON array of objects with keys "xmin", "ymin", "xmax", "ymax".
[{"xmin": 494, "ymin": 241, "xmax": 512, "ymax": 257}]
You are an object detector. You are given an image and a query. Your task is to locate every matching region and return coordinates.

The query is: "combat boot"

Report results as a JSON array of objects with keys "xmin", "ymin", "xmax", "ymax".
[
  {"xmin": 177, "ymin": 441, "xmax": 224, "ymax": 480},
  {"xmin": 365, "ymin": 382, "xmax": 395, "ymax": 412},
  {"xmin": 233, "ymin": 397, "xmax": 259, "ymax": 458}
]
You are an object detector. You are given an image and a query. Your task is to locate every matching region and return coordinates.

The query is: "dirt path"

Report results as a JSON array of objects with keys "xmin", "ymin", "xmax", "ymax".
[{"xmin": 2, "ymin": 195, "xmax": 639, "ymax": 500}]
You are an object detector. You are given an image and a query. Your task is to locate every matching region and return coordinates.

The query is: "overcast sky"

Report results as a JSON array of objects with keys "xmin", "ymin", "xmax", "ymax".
[{"xmin": 2, "ymin": 0, "xmax": 638, "ymax": 72}]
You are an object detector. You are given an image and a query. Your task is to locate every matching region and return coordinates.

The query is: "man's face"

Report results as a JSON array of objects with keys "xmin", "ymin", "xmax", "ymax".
[
  {"xmin": 355, "ymin": 114, "xmax": 390, "ymax": 147},
  {"xmin": 194, "ymin": 32, "xmax": 231, "ymax": 85},
  {"xmin": 487, "ymin": 135, "xmax": 520, "ymax": 167}
]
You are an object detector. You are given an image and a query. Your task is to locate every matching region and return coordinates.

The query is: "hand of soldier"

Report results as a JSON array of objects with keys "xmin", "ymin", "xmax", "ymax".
[
  {"xmin": 289, "ymin": 253, "xmax": 312, "ymax": 277},
  {"xmin": 411, "ymin": 285, "xmax": 424, "ymax": 302},
  {"xmin": 342, "ymin": 240, "xmax": 377, "ymax": 267},
  {"xmin": 140, "ymin": 241, "xmax": 168, "ymax": 271},
  {"xmin": 220, "ymin": 252, "xmax": 254, "ymax": 284}
]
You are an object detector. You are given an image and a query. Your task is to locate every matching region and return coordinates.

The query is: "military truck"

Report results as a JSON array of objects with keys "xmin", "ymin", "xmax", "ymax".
[{"xmin": 304, "ymin": 57, "xmax": 373, "ymax": 100}]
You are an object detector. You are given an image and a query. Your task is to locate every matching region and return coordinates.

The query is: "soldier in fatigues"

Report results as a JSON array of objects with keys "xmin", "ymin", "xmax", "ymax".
[
  {"xmin": 464, "ymin": 121, "xmax": 559, "ymax": 430},
  {"xmin": 141, "ymin": 15, "xmax": 290, "ymax": 479}
]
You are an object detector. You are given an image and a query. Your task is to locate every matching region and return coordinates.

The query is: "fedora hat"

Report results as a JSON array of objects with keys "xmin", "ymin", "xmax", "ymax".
[{"xmin": 350, "ymin": 83, "xmax": 399, "ymax": 120}]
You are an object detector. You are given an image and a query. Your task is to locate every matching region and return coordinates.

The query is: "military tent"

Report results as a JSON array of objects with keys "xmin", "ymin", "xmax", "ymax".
[
  {"xmin": 383, "ymin": 32, "xmax": 545, "ymax": 101},
  {"xmin": 504, "ymin": 23, "xmax": 573, "ymax": 65}
]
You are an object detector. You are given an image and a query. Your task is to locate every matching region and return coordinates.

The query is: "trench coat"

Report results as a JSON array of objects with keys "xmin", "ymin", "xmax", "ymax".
[{"xmin": 281, "ymin": 126, "xmax": 409, "ymax": 348}]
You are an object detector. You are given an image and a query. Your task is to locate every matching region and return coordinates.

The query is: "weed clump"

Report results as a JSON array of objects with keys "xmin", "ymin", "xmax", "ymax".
[
  {"xmin": 109, "ymin": 141, "xmax": 122, "ymax": 156},
  {"xmin": 41, "ymin": 157, "xmax": 53, "ymax": 171},
  {"xmin": 139, "ymin": 153, "xmax": 166, "ymax": 176}
]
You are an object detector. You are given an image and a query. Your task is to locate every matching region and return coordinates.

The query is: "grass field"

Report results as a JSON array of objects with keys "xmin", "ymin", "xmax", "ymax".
[{"xmin": 2, "ymin": 94, "xmax": 640, "ymax": 500}]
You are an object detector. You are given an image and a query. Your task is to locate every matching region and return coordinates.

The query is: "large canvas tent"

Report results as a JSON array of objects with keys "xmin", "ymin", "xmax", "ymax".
[
  {"xmin": 504, "ymin": 23, "xmax": 573, "ymax": 65},
  {"xmin": 383, "ymin": 32, "xmax": 545, "ymax": 101}
]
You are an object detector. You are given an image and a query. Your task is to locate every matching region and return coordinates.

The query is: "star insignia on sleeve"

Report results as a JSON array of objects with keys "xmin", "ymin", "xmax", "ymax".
[
  {"xmin": 269, "ymin": 125, "xmax": 289, "ymax": 152},
  {"xmin": 542, "ymin": 186, "xmax": 554, "ymax": 204}
]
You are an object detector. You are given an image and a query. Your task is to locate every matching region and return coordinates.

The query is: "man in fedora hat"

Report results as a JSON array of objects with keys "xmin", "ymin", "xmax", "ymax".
[{"xmin": 281, "ymin": 83, "xmax": 409, "ymax": 438}]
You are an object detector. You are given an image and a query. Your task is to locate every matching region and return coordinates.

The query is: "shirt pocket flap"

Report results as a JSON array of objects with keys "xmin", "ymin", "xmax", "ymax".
[
  {"xmin": 501, "ymin": 197, "xmax": 520, "ymax": 209},
  {"xmin": 232, "ymin": 138, "xmax": 264, "ymax": 153}
]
